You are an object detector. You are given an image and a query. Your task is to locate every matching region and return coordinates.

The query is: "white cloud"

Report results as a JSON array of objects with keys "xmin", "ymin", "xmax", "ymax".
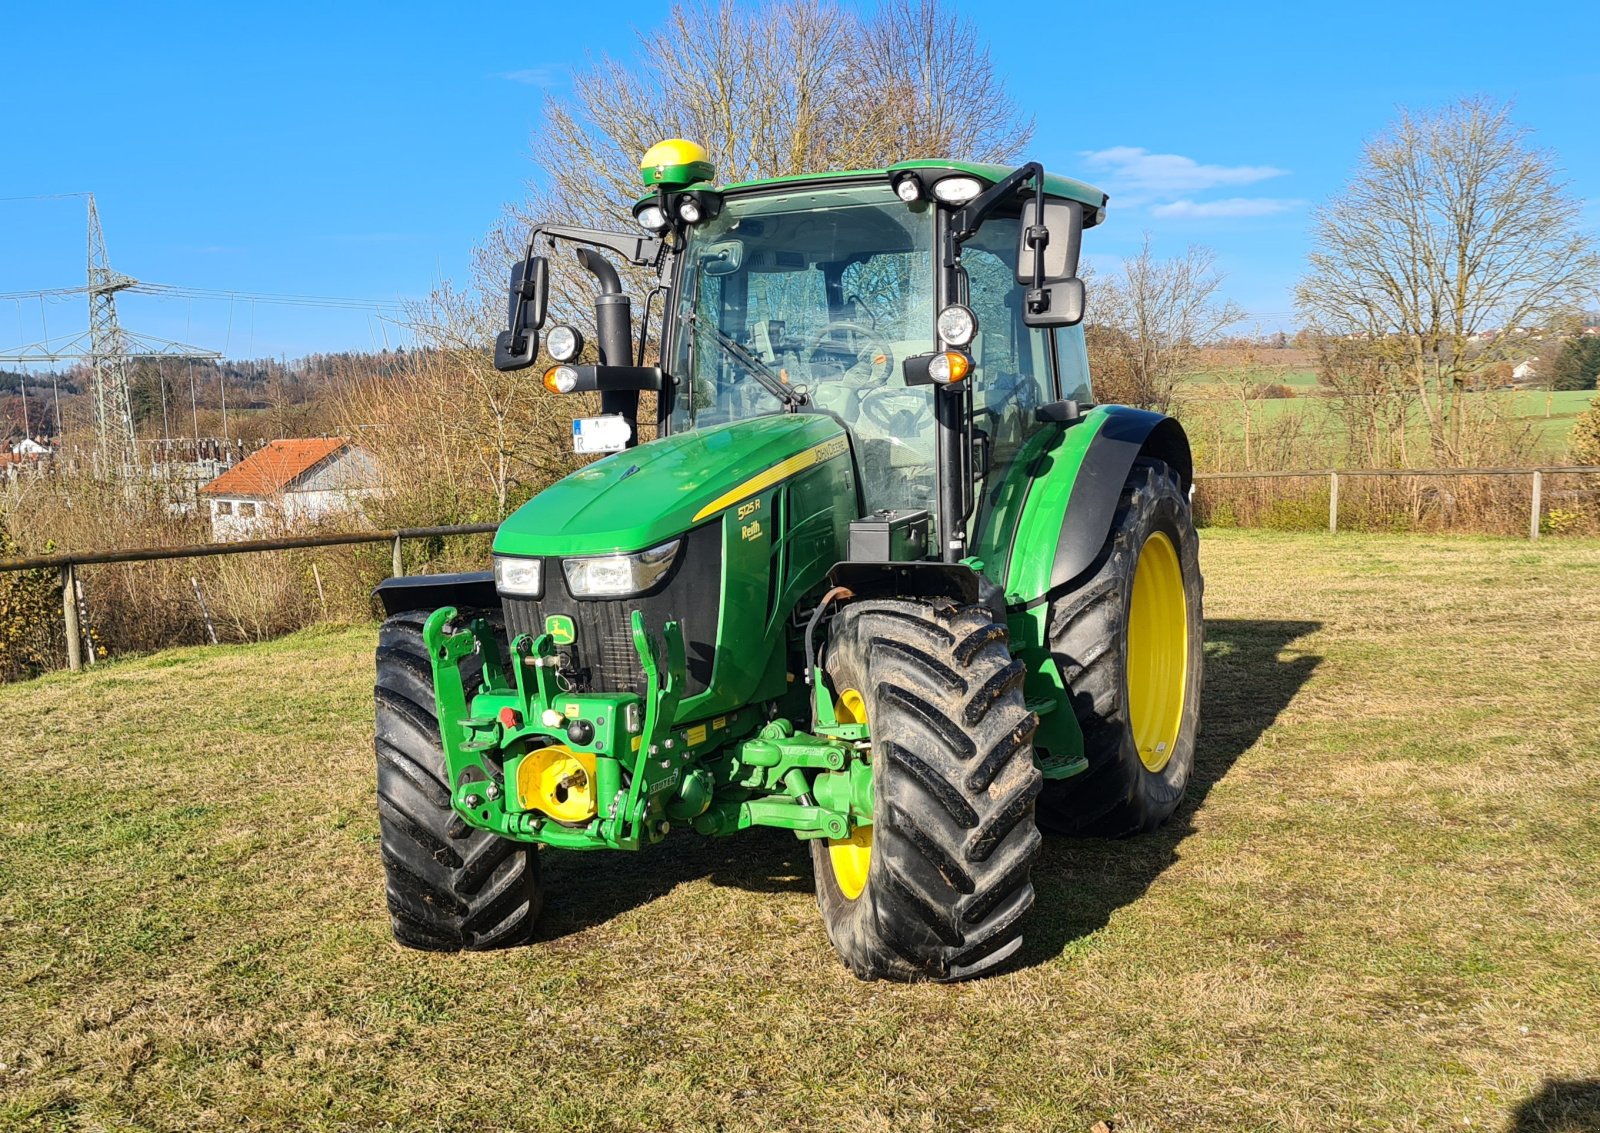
[
  {"xmin": 1081, "ymin": 146, "xmax": 1288, "ymax": 193},
  {"xmin": 1149, "ymin": 197, "xmax": 1304, "ymax": 219},
  {"xmin": 498, "ymin": 66, "xmax": 564, "ymax": 86}
]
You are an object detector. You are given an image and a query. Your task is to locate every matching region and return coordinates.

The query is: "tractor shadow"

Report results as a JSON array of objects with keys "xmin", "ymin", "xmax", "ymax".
[
  {"xmin": 531, "ymin": 617, "xmax": 1323, "ymax": 949},
  {"xmin": 533, "ymin": 825, "xmax": 811, "ymax": 941},
  {"xmin": 1502, "ymin": 1078, "xmax": 1600, "ymax": 1132},
  {"xmin": 1018, "ymin": 617, "xmax": 1323, "ymax": 969}
]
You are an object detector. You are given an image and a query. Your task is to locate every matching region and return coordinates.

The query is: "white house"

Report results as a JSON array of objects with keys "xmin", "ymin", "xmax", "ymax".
[
  {"xmin": 1512, "ymin": 360, "xmax": 1540, "ymax": 384},
  {"xmin": 199, "ymin": 437, "xmax": 379, "ymax": 540}
]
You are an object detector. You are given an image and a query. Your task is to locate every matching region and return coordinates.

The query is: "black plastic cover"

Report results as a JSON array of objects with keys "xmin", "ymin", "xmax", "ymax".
[{"xmin": 374, "ymin": 570, "xmax": 498, "ymax": 616}]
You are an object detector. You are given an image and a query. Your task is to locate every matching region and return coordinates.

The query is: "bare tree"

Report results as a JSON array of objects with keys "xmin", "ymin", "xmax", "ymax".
[
  {"xmin": 1295, "ymin": 98, "xmax": 1600, "ymax": 462},
  {"xmin": 1087, "ymin": 237, "xmax": 1244, "ymax": 412},
  {"xmin": 1206, "ymin": 341, "xmax": 1294, "ymax": 470},
  {"xmin": 1311, "ymin": 335, "xmax": 1418, "ymax": 467},
  {"xmin": 477, "ymin": 0, "xmax": 1033, "ymax": 305},
  {"xmin": 339, "ymin": 283, "xmax": 578, "ymax": 522}
]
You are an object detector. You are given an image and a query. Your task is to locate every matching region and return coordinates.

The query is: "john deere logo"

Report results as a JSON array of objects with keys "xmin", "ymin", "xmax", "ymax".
[{"xmin": 544, "ymin": 615, "xmax": 576, "ymax": 645}]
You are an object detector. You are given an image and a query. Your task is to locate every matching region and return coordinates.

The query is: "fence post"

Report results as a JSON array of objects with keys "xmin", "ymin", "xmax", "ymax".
[
  {"xmin": 60, "ymin": 562, "xmax": 82, "ymax": 672},
  {"xmin": 392, "ymin": 534, "xmax": 403, "ymax": 578},
  {"xmin": 190, "ymin": 576, "xmax": 219, "ymax": 645},
  {"xmin": 76, "ymin": 572, "xmax": 95, "ymax": 666},
  {"xmin": 1530, "ymin": 470, "xmax": 1543, "ymax": 541},
  {"xmin": 1329, "ymin": 471, "xmax": 1340, "ymax": 535}
]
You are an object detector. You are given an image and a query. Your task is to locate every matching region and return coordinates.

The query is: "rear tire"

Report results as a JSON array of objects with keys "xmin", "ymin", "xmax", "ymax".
[
  {"xmin": 374, "ymin": 609, "xmax": 542, "ymax": 951},
  {"xmin": 812, "ymin": 597, "xmax": 1042, "ymax": 982},
  {"xmin": 1038, "ymin": 457, "xmax": 1204, "ymax": 837}
]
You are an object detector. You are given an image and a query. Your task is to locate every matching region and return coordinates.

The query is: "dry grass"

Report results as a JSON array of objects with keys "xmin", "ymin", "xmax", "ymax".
[{"xmin": 2, "ymin": 531, "xmax": 1598, "ymax": 1132}]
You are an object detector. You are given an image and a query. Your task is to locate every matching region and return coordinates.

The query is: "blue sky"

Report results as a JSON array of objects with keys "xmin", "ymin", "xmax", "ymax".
[{"xmin": 3, "ymin": 0, "xmax": 1596, "ymax": 359}]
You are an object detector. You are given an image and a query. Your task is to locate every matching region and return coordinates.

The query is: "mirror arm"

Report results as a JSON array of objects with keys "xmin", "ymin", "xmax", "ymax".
[
  {"xmin": 506, "ymin": 222, "xmax": 665, "ymax": 345},
  {"xmin": 527, "ymin": 223, "xmax": 664, "ymax": 268},
  {"xmin": 949, "ymin": 161, "xmax": 1045, "ymax": 247}
]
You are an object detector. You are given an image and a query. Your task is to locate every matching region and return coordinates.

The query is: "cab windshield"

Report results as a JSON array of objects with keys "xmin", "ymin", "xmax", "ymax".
[{"xmin": 667, "ymin": 182, "xmax": 937, "ymax": 514}]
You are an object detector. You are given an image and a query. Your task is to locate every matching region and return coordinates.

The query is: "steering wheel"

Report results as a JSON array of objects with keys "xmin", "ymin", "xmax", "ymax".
[
  {"xmin": 804, "ymin": 321, "xmax": 894, "ymax": 383},
  {"xmin": 859, "ymin": 388, "xmax": 934, "ymax": 436}
]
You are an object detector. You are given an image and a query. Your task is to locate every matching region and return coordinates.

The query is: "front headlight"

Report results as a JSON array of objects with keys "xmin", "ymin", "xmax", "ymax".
[
  {"xmin": 563, "ymin": 539, "xmax": 681, "ymax": 598},
  {"xmin": 493, "ymin": 554, "xmax": 543, "ymax": 597}
]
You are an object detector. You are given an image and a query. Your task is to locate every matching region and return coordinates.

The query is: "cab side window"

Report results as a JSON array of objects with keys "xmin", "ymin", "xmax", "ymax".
[
  {"xmin": 1055, "ymin": 323, "xmax": 1094, "ymax": 405},
  {"xmin": 963, "ymin": 219, "xmax": 1053, "ymax": 474}
]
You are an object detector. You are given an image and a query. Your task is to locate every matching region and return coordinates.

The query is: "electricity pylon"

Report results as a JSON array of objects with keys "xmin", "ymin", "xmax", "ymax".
[
  {"xmin": 86, "ymin": 195, "xmax": 139, "ymax": 470},
  {"xmin": 0, "ymin": 194, "xmax": 221, "ymax": 474}
]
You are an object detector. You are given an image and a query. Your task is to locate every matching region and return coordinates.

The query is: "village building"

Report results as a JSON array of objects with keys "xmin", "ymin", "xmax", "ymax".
[{"xmin": 199, "ymin": 437, "xmax": 378, "ymax": 540}]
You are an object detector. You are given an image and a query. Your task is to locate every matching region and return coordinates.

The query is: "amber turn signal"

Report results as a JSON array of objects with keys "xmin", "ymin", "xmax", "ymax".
[
  {"xmin": 543, "ymin": 365, "xmax": 579, "ymax": 394},
  {"xmin": 928, "ymin": 352, "xmax": 971, "ymax": 384}
]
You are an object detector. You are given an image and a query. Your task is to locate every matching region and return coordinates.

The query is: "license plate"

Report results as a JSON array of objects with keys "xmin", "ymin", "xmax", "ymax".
[{"xmin": 572, "ymin": 415, "xmax": 631, "ymax": 454}]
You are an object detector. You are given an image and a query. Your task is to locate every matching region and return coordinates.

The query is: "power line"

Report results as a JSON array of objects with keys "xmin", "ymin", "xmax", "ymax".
[
  {"xmin": 0, "ymin": 282, "xmax": 409, "ymax": 312},
  {"xmin": 133, "ymin": 282, "xmax": 409, "ymax": 312},
  {"xmin": 0, "ymin": 192, "xmax": 91, "ymax": 203}
]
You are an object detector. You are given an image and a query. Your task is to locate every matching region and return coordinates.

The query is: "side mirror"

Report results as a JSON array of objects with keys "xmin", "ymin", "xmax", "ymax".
[
  {"xmin": 1015, "ymin": 199, "xmax": 1083, "ymax": 284},
  {"xmin": 1024, "ymin": 277, "xmax": 1086, "ymax": 328},
  {"xmin": 1016, "ymin": 199, "xmax": 1086, "ymax": 328},
  {"xmin": 493, "ymin": 256, "xmax": 550, "ymax": 371},
  {"xmin": 700, "ymin": 239, "xmax": 744, "ymax": 276}
]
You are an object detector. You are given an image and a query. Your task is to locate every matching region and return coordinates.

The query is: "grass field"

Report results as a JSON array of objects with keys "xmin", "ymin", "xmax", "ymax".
[
  {"xmin": 1178, "ymin": 384, "xmax": 1597, "ymax": 461},
  {"xmin": 3, "ymin": 530, "xmax": 1599, "ymax": 1132}
]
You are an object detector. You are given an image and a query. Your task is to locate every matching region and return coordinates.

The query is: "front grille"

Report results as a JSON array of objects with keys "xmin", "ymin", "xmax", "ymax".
[{"xmin": 501, "ymin": 522, "xmax": 721, "ymax": 698}]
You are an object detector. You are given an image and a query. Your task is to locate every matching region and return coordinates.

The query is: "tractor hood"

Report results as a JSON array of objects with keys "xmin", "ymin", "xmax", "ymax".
[{"xmin": 493, "ymin": 413, "xmax": 850, "ymax": 557}]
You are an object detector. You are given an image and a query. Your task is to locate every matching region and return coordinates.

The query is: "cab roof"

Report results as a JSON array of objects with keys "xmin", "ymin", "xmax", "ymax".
[{"xmin": 718, "ymin": 159, "xmax": 1109, "ymax": 219}]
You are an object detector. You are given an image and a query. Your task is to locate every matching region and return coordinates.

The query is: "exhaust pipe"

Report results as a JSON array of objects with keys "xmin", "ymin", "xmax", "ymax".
[{"xmin": 575, "ymin": 247, "xmax": 639, "ymax": 448}]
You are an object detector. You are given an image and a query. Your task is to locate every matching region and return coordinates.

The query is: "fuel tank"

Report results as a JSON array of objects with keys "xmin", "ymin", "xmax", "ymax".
[{"xmin": 492, "ymin": 414, "xmax": 860, "ymax": 720}]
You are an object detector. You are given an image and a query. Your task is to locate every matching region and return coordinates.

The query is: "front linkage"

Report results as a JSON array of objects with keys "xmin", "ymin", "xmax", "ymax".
[{"xmin": 422, "ymin": 608, "xmax": 874, "ymax": 852}]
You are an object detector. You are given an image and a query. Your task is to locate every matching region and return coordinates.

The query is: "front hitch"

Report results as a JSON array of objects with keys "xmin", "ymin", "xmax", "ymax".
[{"xmin": 421, "ymin": 605, "xmax": 690, "ymax": 850}]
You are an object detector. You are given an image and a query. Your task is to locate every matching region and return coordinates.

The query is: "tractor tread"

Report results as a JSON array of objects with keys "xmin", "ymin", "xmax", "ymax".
[
  {"xmin": 813, "ymin": 596, "xmax": 1041, "ymax": 983},
  {"xmin": 880, "ymin": 741, "xmax": 980, "ymax": 829},
  {"xmin": 373, "ymin": 610, "xmax": 542, "ymax": 952},
  {"xmin": 886, "ymin": 803, "xmax": 976, "ymax": 895}
]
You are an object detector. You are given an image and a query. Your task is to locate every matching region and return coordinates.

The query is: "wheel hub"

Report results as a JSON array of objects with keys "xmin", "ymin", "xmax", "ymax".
[
  {"xmin": 826, "ymin": 687, "xmax": 872, "ymax": 899},
  {"xmin": 1126, "ymin": 530, "xmax": 1188, "ymax": 773}
]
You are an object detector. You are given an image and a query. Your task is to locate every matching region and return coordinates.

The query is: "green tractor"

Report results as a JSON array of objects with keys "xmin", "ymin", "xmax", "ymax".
[{"xmin": 373, "ymin": 140, "xmax": 1202, "ymax": 981}]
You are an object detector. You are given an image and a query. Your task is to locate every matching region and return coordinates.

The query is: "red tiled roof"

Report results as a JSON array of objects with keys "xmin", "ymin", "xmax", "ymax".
[{"xmin": 200, "ymin": 437, "xmax": 349, "ymax": 498}]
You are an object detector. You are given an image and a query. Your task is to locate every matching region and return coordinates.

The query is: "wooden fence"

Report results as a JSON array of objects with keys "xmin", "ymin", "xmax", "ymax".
[
  {"xmin": 1193, "ymin": 465, "xmax": 1599, "ymax": 539},
  {"xmin": 0, "ymin": 523, "xmax": 495, "ymax": 672},
  {"xmin": 4, "ymin": 464, "xmax": 1597, "ymax": 675}
]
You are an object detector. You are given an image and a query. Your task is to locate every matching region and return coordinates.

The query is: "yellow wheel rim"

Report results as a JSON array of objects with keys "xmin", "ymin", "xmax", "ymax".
[
  {"xmin": 826, "ymin": 687, "xmax": 872, "ymax": 900},
  {"xmin": 1126, "ymin": 530, "xmax": 1189, "ymax": 773}
]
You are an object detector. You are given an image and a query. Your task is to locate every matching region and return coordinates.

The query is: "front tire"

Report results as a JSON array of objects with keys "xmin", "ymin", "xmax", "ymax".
[
  {"xmin": 812, "ymin": 597, "xmax": 1042, "ymax": 982},
  {"xmin": 374, "ymin": 609, "xmax": 543, "ymax": 950},
  {"xmin": 1037, "ymin": 457, "xmax": 1204, "ymax": 837}
]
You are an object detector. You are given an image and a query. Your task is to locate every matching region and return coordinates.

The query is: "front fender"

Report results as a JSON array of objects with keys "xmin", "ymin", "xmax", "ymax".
[{"xmin": 374, "ymin": 570, "xmax": 498, "ymax": 617}]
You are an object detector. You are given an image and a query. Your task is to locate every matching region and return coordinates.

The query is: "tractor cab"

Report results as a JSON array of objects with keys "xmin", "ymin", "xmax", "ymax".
[{"xmin": 495, "ymin": 140, "xmax": 1106, "ymax": 563}]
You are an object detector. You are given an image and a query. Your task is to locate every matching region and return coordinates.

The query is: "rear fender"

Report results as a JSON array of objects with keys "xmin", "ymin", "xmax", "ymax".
[
  {"xmin": 996, "ymin": 405, "xmax": 1192, "ymax": 768},
  {"xmin": 1045, "ymin": 409, "xmax": 1191, "ymax": 596}
]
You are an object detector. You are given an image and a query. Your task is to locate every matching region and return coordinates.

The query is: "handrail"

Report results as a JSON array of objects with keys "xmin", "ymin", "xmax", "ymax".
[
  {"xmin": 0, "ymin": 523, "xmax": 498, "ymax": 574},
  {"xmin": 1195, "ymin": 465, "xmax": 1598, "ymax": 480}
]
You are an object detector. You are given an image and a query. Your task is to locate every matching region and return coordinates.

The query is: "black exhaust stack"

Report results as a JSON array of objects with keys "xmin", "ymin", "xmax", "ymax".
[{"xmin": 575, "ymin": 247, "xmax": 639, "ymax": 448}]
